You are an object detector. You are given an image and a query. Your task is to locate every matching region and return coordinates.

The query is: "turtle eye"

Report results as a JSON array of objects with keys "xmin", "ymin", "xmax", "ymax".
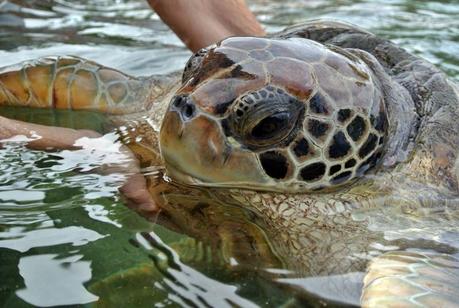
[
  {"xmin": 251, "ymin": 113, "xmax": 289, "ymax": 140},
  {"xmin": 228, "ymin": 86, "xmax": 304, "ymax": 150}
]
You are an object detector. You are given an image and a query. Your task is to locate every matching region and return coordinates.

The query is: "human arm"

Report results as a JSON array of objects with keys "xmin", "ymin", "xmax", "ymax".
[
  {"xmin": 0, "ymin": 115, "xmax": 158, "ymax": 210},
  {"xmin": 148, "ymin": 0, "xmax": 265, "ymax": 52},
  {"xmin": 0, "ymin": 115, "xmax": 100, "ymax": 150}
]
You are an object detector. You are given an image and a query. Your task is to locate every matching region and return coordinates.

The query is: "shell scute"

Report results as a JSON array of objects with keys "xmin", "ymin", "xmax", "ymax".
[
  {"xmin": 69, "ymin": 69, "xmax": 100, "ymax": 109},
  {"xmin": 214, "ymin": 47, "xmax": 248, "ymax": 64},
  {"xmin": 313, "ymin": 63, "xmax": 352, "ymax": 105},
  {"xmin": 191, "ymin": 76, "xmax": 266, "ymax": 115},
  {"xmin": 221, "ymin": 37, "xmax": 269, "ymax": 50},
  {"xmin": 290, "ymin": 134, "xmax": 320, "ymax": 163},
  {"xmin": 107, "ymin": 82, "xmax": 128, "ymax": 105},
  {"xmin": 269, "ymin": 39, "xmax": 325, "ymax": 63},
  {"xmin": 25, "ymin": 64, "xmax": 53, "ymax": 107},
  {"xmin": 54, "ymin": 67, "xmax": 74, "ymax": 109},
  {"xmin": 99, "ymin": 68, "xmax": 130, "ymax": 83},
  {"xmin": 308, "ymin": 93, "xmax": 331, "ymax": 115},
  {"xmin": 328, "ymin": 131, "xmax": 352, "ymax": 159},
  {"xmin": 266, "ymin": 58, "xmax": 314, "ymax": 99}
]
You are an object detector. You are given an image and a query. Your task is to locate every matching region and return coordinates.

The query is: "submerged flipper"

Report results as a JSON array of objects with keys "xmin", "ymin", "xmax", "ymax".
[
  {"xmin": 0, "ymin": 56, "xmax": 153, "ymax": 114},
  {"xmin": 361, "ymin": 251, "xmax": 459, "ymax": 307}
]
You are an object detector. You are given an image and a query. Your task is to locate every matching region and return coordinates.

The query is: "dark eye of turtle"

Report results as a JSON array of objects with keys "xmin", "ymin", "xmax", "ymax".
[
  {"xmin": 251, "ymin": 113, "xmax": 289, "ymax": 140},
  {"xmin": 228, "ymin": 86, "xmax": 305, "ymax": 150}
]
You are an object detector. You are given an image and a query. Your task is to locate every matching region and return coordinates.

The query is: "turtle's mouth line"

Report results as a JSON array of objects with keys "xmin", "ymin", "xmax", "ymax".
[
  {"xmin": 162, "ymin": 155, "xmax": 193, "ymax": 182},
  {"xmin": 162, "ymin": 155, "xmax": 293, "ymax": 193}
]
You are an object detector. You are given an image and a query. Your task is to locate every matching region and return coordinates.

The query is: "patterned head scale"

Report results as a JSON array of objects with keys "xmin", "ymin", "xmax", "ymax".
[{"xmin": 160, "ymin": 36, "xmax": 387, "ymax": 192}]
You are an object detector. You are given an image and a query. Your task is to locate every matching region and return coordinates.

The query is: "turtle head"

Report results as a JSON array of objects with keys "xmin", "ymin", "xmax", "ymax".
[{"xmin": 160, "ymin": 37, "xmax": 387, "ymax": 192}]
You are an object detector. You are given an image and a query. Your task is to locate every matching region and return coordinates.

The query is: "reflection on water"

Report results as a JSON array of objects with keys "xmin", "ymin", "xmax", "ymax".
[
  {"xmin": 17, "ymin": 254, "xmax": 98, "ymax": 306},
  {"xmin": 130, "ymin": 232, "xmax": 259, "ymax": 308},
  {"xmin": 0, "ymin": 225, "xmax": 105, "ymax": 252},
  {"xmin": 0, "ymin": 0, "xmax": 458, "ymax": 307}
]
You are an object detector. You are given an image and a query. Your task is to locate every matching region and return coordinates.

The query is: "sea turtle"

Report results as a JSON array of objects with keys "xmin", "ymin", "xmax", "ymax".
[{"xmin": 1, "ymin": 20, "xmax": 459, "ymax": 306}]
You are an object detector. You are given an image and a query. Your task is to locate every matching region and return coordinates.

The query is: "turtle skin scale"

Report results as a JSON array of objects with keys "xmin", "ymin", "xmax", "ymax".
[{"xmin": 1, "ymin": 20, "xmax": 459, "ymax": 307}]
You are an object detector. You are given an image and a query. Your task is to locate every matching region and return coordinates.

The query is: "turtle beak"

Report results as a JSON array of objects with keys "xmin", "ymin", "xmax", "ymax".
[{"xmin": 159, "ymin": 108, "xmax": 267, "ymax": 187}]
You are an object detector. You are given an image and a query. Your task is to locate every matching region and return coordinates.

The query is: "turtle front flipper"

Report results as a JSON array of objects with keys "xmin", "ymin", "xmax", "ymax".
[
  {"xmin": 0, "ymin": 56, "xmax": 153, "ymax": 114},
  {"xmin": 361, "ymin": 251, "xmax": 459, "ymax": 307}
]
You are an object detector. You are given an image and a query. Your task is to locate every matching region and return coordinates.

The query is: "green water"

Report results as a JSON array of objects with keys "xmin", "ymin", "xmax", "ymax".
[{"xmin": 0, "ymin": 0, "xmax": 458, "ymax": 307}]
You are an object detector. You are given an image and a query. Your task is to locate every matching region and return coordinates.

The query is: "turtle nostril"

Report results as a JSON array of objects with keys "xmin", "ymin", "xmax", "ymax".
[
  {"xmin": 172, "ymin": 95, "xmax": 186, "ymax": 108},
  {"xmin": 182, "ymin": 103, "xmax": 195, "ymax": 120},
  {"xmin": 171, "ymin": 95, "xmax": 196, "ymax": 121}
]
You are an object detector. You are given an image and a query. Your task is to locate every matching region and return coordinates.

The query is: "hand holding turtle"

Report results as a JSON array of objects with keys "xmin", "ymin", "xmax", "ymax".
[
  {"xmin": 0, "ymin": 115, "xmax": 100, "ymax": 150},
  {"xmin": 0, "ymin": 114, "xmax": 158, "ymax": 210}
]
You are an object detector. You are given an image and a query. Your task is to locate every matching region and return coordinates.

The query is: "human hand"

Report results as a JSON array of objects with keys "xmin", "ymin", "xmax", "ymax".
[
  {"xmin": 0, "ymin": 115, "xmax": 158, "ymax": 211},
  {"xmin": 0, "ymin": 115, "xmax": 99, "ymax": 150}
]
